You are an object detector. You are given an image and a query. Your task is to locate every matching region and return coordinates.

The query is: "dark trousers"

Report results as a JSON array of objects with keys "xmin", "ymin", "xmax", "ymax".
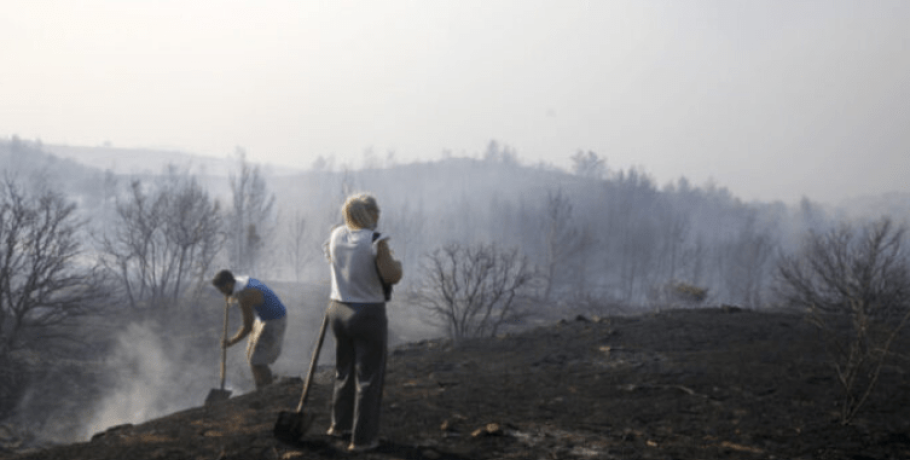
[{"xmin": 327, "ymin": 300, "xmax": 387, "ymax": 446}]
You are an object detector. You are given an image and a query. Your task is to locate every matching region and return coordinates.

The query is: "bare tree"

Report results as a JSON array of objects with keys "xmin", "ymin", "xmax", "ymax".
[
  {"xmin": 311, "ymin": 154, "xmax": 335, "ymax": 172},
  {"xmin": 570, "ymin": 150, "xmax": 606, "ymax": 179},
  {"xmin": 608, "ymin": 169, "xmax": 660, "ymax": 303},
  {"xmin": 482, "ymin": 140, "xmax": 519, "ymax": 166},
  {"xmin": 657, "ymin": 208, "xmax": 691, "ymax": 283},
  {"xmin": 378, "ymin": 198, "xmax": 426, "ymax": 278},
  {"xmin": 777, "ymin": 216, "xmax": 910, "ymax": 423},
  {"xmin": 0, "ymin": 178, "xmax": 107, "ymax": 355},
  {"xmin": 720, "ymin": 211, "xmax": 777, "ymax": 308},
  {"xmin": 540, "ymin": 188, "xmax": 591, "ymax": 302},
  {"xmin": 414, "ymin": 243, "xmax": 536, "ymax": 340},
  {"xmin": 283, "ymin": 209, "xmax": 309, "ymax": 282},
  {"xmin": 99, "ymin": 167, "xmax": 222, "ymax": 310},
  {"xmin": 227, "ymin": 149, "xmax": 276, "ymax": 274}
]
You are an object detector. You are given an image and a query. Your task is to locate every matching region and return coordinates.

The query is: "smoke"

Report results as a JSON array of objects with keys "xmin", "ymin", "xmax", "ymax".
[
  {"xmin": 77, "ymin": 321, "xmax": 227, "ymax": 441},
  {"xmin": 11, "ymin": 282, "xmax": 448, "ymax": 448}
]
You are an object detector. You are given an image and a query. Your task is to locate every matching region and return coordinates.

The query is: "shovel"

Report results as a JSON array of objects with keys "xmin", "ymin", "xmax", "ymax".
[
  {"xmin": 205, "ymin": 298, "xmax": 232, "ymax": 405},
  {"xmin": 274, "ymin": 312, "xmax": 329, "ymax": 443}
]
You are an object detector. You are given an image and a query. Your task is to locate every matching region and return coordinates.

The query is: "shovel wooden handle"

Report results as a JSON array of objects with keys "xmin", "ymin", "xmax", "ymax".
[
  {"xmin": 220, "ymin": 298, "xmax": 230, "ymax": 391},
  {"xmin": 296, "ymin": 313, "xmax": 329, "ymax": 413}
]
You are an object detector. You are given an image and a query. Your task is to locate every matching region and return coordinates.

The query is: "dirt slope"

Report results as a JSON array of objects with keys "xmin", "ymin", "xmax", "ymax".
[{"xmin": 3, "ymin": 307, "xmax": 909, "ymax": 460}]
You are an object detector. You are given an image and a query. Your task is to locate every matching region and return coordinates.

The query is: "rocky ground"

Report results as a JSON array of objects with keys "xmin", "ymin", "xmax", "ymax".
[{"xmin": 2, "ymin": 307, "xmax": 910, "ymax": 460}]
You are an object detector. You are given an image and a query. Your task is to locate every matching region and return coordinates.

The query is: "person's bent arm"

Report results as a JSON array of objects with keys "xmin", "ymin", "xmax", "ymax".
[
  {"xmin": 376, "ymin": 239, "xmax": 403, "ymax": 285},
  {"xmin": 226, "ymin": 289, "xmax": 262, "ymax": 346}
]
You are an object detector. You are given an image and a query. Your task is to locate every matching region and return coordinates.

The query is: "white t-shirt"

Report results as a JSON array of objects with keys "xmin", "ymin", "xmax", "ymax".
[{"xmin": 325, "ymin": 226, "xmax": 388, "ymax": 303}]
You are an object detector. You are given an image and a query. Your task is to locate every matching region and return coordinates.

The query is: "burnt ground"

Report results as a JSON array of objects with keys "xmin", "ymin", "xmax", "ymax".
[{"xmin": 3, "ymin": 307, "xmax": 910, "ymax": 460}]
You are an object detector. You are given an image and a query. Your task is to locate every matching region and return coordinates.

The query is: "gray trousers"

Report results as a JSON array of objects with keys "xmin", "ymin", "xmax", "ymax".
[{"xmin": 327, "ymin": 300, "xmax": 387, "ymax": 446}]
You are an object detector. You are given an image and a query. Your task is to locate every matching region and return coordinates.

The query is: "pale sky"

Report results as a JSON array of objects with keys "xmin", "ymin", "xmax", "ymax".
[{"xmin": 2, "ymin": 1, "xmax": 909, "ymax": 204}]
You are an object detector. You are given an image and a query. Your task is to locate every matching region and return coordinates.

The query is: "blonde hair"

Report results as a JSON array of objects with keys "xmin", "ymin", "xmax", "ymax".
[{"xmin": 342, "ymin": 193, "xmax": 379, "ymax": 229}]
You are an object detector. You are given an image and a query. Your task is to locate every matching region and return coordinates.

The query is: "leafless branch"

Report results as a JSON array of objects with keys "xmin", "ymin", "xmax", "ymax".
[
  {"xmin": 413, "ymin": 242, "xmax": 536, "ymax": 340},
  {"xmin": 776, "ymin": 216, "xmax": 910, "ymax": 423}
]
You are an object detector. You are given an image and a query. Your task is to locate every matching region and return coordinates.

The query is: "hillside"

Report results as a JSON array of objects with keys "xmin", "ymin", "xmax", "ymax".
[{"xmin": 2, "ymin": 307, "xmax": 909, "ymax": 460}]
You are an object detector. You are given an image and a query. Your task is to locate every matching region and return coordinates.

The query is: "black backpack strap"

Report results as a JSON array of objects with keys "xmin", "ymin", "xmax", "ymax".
[{"xmin": 371, "ymin": 232, "xmax": 393, "ymax": 301}]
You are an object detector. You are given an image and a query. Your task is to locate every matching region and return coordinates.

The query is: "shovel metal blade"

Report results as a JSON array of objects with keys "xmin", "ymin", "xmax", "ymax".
[
  {"xmin": 273, "ymin": 410, "xmax": 314, "ymax": 444},
  {"xmin": 205, "ymin": 388, "xmax": 232, "ymax": 405}
]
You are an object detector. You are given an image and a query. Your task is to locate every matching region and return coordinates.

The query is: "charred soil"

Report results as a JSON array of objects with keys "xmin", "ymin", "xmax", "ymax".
[{"xmin": 4, "ymin": 307, "xmax": 910, "ymax": 460}]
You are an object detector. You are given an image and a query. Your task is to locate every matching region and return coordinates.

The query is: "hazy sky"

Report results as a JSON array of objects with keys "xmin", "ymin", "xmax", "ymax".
[{"xmin": 3, "ymin": 1, "xmax": 909, "ymax": 204}]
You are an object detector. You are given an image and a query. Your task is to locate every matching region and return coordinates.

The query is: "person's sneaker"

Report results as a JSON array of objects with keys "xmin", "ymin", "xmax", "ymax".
[
  {"xmin": 347, "ymin": 440, "xmax": 379, "ymax": 453},
  {"xmin": 326, "ymin": 427, "xmax": 350, "ymax": 438}
]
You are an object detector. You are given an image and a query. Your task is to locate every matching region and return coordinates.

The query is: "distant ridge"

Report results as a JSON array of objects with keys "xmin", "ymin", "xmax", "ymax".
[{"xmin": 43, "ymin": 144, "xmax": 305, "ymax": 177}]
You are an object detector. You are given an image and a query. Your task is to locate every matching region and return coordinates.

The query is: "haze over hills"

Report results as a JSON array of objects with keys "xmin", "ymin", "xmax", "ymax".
[
  {"xmin": 40, "ymin": 141, "xmax": 910, "ymax": 216},
  {"xmin": 43, "ymin": 144, "xmax": 305, "ymax": 177}
]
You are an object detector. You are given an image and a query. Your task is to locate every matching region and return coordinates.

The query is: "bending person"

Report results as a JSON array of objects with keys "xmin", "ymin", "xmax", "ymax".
[{"xmin": 212, "ymin": 269, "xmax": 288, "ymax": 390}]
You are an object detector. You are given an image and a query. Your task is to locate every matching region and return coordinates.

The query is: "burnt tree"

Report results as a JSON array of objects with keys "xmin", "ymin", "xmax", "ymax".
[
  {"xmin": 777, "ymin": 216, "xmax": 910, "ymax": 423},
  {"xmin": 99, "ymin": 167, "xmax": 222, "ymax": 310},
  {"xmin": 415, "ymin": 242, "xmax": 535, "ymax": 340}
]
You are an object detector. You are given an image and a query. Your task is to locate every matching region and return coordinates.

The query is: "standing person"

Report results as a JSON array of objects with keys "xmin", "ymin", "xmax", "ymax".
[
  {"xmin": 212, "ymin": 269, "xmax": 288, "ymax": 390},
  {"xmin": 324, "ymin": 193, "xmax": 403, "ymax": 452}
]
